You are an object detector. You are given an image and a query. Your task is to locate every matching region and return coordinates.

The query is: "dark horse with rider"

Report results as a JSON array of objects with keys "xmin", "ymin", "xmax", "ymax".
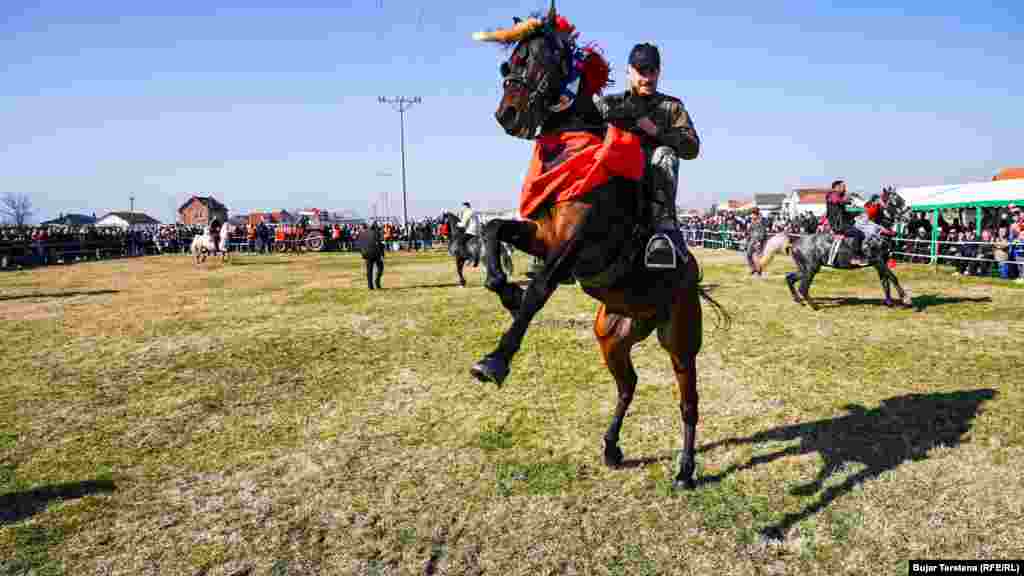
[
  {"xmin": 442, "ymin": 203, "xmax": 514, "ymax": 287},
  {"xmin": 470, "ymin": 3, "xmax": 728, "ymax": 490}
]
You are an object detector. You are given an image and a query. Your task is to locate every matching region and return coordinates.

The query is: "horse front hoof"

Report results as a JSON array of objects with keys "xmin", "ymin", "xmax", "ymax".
[
  {"xmin": 470, "ymin": 355, "xmax": 508, "ymax": 387},
  {"xmin": 484, "ymin": 274, "xmax": 507, "ymax": 292},
  {"xmin": 884, "ymin": 299, "xmax": 895, "ymax": 308},
  {"xmin": 603, "ymin": 444, "xmax": 624, "ymax": 468},
  {"xmin": 673, "ymin": 453, "xmax": 696, "ymax": 490},
  {"xmin": 672, "ymin": 477, "xmax": 696, "ymax": 491}
]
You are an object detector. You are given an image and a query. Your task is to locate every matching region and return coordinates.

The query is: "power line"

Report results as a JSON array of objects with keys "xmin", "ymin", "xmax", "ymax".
[{"xmin": 378, "ymin": 96, "xmax": 422, "ymax": 227}]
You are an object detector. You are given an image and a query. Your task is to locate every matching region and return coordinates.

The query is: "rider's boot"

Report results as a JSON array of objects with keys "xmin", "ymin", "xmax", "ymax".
[{"xmin": 644, "ymin": 185, "xmax": 690, "ymax": 270}]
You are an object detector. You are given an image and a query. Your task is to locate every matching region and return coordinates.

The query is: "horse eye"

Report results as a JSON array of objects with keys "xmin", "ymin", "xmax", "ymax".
[{"xmin": 500, "ymin": 62, "xmax": 511, "ymax": 77}]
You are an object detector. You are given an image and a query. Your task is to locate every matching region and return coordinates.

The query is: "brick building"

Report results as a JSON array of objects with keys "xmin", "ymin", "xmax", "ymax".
[{"xmin": 178, "ymin": 196, "xmax": 228, "ymax": 226}]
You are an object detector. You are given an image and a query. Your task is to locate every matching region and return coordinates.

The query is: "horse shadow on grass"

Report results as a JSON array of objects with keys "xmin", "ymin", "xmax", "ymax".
[
  {"xmin": 227, "ymin": 260, "xmax": 296, "ymax": 267},
  {"xmin": 0, "ymin": 478, "xmax": 116, "ymax": 525},
  {"xmin": 814, "ymin": 294, "xmax": 991, "ymax": 311},
  {"xmin": 0, "ymin": 289, "xmax": 120, "ymax": 302},
  {"xmin": 384, "ymin": 282, "xmax": 467, "ymax": 291},
  {"xmin": 697, "ymin": 389, "xmax": 996, "ymax": 539},
  {"xmin": 385, "ymin": 280, "xmax": 533, "ymax": 292}
]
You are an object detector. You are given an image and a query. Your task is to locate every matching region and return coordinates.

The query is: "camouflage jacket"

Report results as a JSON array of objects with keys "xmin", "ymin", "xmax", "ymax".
[{"xmin": 593, "ymin": 90, "xmax": 700, "ymax": 159}]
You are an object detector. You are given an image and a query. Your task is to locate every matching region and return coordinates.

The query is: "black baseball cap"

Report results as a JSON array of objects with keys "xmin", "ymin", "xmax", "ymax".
[{"xmin": 629, "ymin": 43, "xmax": 660, "ymax": 72}]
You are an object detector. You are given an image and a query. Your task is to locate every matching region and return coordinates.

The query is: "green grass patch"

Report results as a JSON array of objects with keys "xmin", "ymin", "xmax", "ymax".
[
  {"xmin": 495, "ymin": 460, "xmax": 581, "ymax": 496},
  {"xmin": 2, "ymin": 525, "xmax": 65, "ymax": 576},
  {"xmin": 0, "ymin": 433, "xmax": 16, "ymax": 451},
  {"xmin": 607, "ymin": 543, "xmax": 659, "ymax": 576},
  {"xmin": 0, "ymin": 248, "xmax": 1020, "ymax": 574}
]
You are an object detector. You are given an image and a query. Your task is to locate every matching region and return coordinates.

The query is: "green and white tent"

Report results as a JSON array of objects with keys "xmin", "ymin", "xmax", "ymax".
[
  {"xmin": 892, "ymin": 178, "xmax": 1024, "ymax": 260},
  {"xmin": 897, "ymin": 178, "xmax": 1024, "ymax": 211}
]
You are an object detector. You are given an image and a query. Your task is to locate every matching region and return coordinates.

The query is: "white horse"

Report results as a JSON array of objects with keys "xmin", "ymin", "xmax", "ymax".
[
  {"xmin": 752, "ymin": 232, "xmax": 793, "ymax": 274},
  {"xmin": 190, "ymin": 232, "xmax": 220, "ymax": 265}
]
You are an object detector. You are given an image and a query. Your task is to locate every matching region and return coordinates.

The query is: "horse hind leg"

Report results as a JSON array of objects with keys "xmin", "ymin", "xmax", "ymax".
[
  {"xmin": 657, "ymin": 281, "xmax": 703, "ymax": 490},
  {"xmin": 793, "ymin": 250, "xmax": 820, "ymax": 310},
  {"xmin": 456, "ymin": 257, "xmax": 467, "ymax": 287},
  {"xmin": 594, "ymin": 305, "xmax": 648, "ymax": 468},
  {"xmin": 786, "ymin": 250, "xmax": 805, "ymax": 304},
  {"xmin": 800, "ymin": 264, "xmax": 821, "ymax": 310}
]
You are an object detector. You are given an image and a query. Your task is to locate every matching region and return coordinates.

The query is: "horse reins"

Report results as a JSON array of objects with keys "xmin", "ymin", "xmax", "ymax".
[{"xmin": 502, "ymin": 33, "xmax": 565, "ymax": 139}]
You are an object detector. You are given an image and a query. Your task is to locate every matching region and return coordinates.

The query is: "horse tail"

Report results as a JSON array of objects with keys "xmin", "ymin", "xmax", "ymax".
[
  {"xmin": 756, "ymin": 232, "xmax": 790, "ymax": 270},
  {"xmin": 693, "ymin": 260, "xmax": 731, "ymax": 331}
]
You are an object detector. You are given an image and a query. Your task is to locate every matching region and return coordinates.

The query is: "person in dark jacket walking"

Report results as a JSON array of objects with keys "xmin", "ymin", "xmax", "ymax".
[{"xmin": 359, "ymin": 223, "xmax": 385, "ymax": 289}]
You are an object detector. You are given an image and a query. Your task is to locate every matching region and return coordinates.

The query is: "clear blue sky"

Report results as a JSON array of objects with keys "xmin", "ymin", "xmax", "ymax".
[{"xmin": 2, "ymin": 1, "xmax": 1021, "ymax": 223}]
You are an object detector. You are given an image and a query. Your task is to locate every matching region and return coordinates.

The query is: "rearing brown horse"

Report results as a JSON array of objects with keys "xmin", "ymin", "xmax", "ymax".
[{"xmin": 470, "ymin": 3, "xmax": 727, "ymax": 489}]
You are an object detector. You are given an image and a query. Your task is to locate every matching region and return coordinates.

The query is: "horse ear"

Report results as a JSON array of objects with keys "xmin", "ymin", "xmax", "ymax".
[{"xmin": 548, "ymin": 0, "xmax": 556, "ymax": 22}]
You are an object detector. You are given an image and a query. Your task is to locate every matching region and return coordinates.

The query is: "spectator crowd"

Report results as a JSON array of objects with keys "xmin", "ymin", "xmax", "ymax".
[
  {"xmin": 6, "ymin": 205, "xmax": 1024, "ymax": 283},
  {"xmin": 0, "ymin": 215, "xmax": 458, "ymax": 270},
  {"xmin": 679, "ymin": 202, "xmax": 1024, "ymax": 282}
]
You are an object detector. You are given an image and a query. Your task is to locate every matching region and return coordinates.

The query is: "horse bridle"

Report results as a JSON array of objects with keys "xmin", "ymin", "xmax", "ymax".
[{"xmin": 502, "ymin": 34, "xmax": 565, "ymax": 138}]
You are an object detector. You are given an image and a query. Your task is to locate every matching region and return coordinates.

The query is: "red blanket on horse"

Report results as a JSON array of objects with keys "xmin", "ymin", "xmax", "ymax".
[{"xmin": 519, "ymin": 125, "xmax": 645, "ymax": 219}]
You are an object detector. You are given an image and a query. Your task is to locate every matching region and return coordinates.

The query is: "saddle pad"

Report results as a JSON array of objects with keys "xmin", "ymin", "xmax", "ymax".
[
  {"xmin": 828, "ymin": 238, "xmax": 843, "ymax": 267},
  {"xmin": 519, "ymin": 124, "xmax": 645, "ymax": 219}
]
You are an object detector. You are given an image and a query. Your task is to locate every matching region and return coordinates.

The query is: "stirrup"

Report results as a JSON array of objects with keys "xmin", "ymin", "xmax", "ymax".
[{"xmin": 645, "ymin": 233, "xmax": 678, "ymax": 269}]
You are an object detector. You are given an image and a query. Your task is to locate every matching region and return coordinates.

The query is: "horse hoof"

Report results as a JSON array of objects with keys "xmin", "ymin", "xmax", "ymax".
[
  {"xmin": 470, "ymin": 355, "xmax": 508, "ymax": 386},
  {"xmin": 672, "ymin": 477, "xmax": 696, "ymax": 491},
  {"xmin": 884, "ymin": 299, "xmax": 894, "ymax": 307},
  {"xmin": 484, "ymin": 275, "xmax": 507, "ymax": 292},
  {"xmin": 674, "ymin": 454, "xmax": 696, "ymax": 490},
  {"xmin": 603, "ymin": 444, "xmax": 624, "ymax": 468}
]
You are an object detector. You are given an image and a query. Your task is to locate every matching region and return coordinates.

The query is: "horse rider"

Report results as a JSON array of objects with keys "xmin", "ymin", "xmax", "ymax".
[
  {"xmin": 826, "ymin": 180, "xmax": 854, "ymax": 232},
  {"xmin": 746, "ymin": 207, "xmax": 768, "ymax": 275},
  {"xmin": 827, "ymin": 180, "xmax": 867, "ymax": 266},
  {"xmin": 847, "ymin": 187, "xmax": 897, "ymax": 264},
  {"xmin": 594, "ymin": 42, "xmax": 701, "ymax": 269},
  {"xmin": 459, "ymin": 201, "xmax": 480, "ymax": 238},
  {"xmin": 453, "ymin": 201, "xmax": 481, "ymax": 263}
]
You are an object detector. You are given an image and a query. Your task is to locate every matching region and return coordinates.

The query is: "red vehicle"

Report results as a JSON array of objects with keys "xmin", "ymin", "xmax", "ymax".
[{"xmin": 272, "ymin": 219, "xmax": 326, "ymax": 252}]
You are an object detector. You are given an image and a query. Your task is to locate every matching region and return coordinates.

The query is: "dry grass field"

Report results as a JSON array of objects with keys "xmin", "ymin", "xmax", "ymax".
[{"xmin": 2, "ymin": 247, "xmax": 1022, "ymax": 575}]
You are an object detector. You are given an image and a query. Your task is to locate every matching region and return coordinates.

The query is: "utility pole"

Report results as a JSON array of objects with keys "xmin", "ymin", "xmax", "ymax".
[
  {"xmin": 378, "ymin": 96, "xmax": 421, "ymax": 227},
  {"xmin": 130, "ymin": 195, "xmax": 135, "ymax": 214}
]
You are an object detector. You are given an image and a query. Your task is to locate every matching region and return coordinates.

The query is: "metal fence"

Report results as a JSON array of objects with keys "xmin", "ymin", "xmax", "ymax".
[{"xmin": 681, "ymin": 228, "xmax": 1024, "ymax": 281}]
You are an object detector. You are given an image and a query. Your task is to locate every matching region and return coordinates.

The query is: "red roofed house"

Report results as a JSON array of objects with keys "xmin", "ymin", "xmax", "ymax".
[
  {"xmin": 993, "ymin": 167, "xmax": 1024, "ymax": 181},
  {"xmin": 783, "ymin": 187, "xmax": 831, "ymax": 219},
  {"xmin": 178, "ymin": 196, "xmax": 228, "ymax": 226}
]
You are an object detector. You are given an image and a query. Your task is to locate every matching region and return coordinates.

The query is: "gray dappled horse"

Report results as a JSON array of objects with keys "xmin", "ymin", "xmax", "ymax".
[{"xmin": 784, "ymin": 189, "xmax": 913, "ymax": 310}]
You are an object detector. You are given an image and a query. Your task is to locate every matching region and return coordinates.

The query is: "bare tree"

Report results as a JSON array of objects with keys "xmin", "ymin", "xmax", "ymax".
[{"xmin": 1, "ymin": 192, "xmax": 33, "ymax": 226}]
